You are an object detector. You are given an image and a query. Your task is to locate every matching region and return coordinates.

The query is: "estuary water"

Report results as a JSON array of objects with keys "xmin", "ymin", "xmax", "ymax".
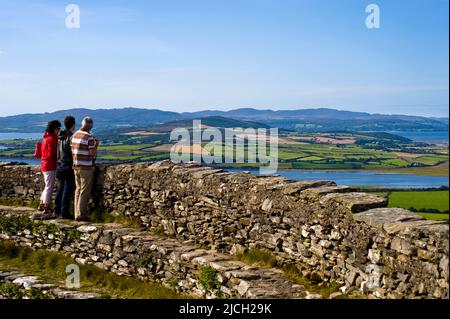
[
  {"xmin": 224, "ymin": 168, "xmax": 449, "ymax": 189},
  {"xmin": 390, "ymin": 131, "xmax": 449, "ymax": 145},
  {"xmin": 0, "ymin": 132, "xmax": 42, "ymax": 140},
  {"xmin": 0, "ymin": 158, "xmax": 447, "ymax": 188}
]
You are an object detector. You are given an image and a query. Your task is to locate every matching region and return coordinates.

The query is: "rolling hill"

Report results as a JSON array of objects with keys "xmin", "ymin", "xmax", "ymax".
[{"xmin": 0, "ymin": 107, "xmax": 447, "ymax": 133}]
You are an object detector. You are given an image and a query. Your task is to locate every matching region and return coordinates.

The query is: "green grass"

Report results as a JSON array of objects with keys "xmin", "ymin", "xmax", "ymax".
[
  {"xmin": 291, "ymin": 162, "xmax": 363, "ymax": 169},
  {"xmin": 198, "ymin": 265, "xmax": 219, "ymax": 292},
  {"xmin": 388, "ymin": 191, "xmax": 449, "ymax": 212},
  {"xmin": 98, "ymin": 143, "xmax": 155, "ymax": 151},
  {"xmin": 381, "ymin": 158, "xmax": 410, "ymax": 167},
  {"xmin": 0, "ymin": 240, "xmax": 188, "ymax": 299},
  {"xmin": 0, "ymin": 148, "xmax": 33, "ymax": 156},
  {"xmin": 377, "ymin": 161, "xmax": 448, "ymax": 177},
  {"xmin": 0, "ymin": 197, "xmax": 40, "ymax": 209},
  {"xmin": 416, "ymin": 212, "xmax": 449, "ymax": 221},
  {"xmin": 413, "ymin": 155, "xmax": 449, "ymax": 166},
  {"xmin": 97, "ymin": 155, "xmax": 140, "ymax": 161},
  {"xmin": 235, "ymin": 248, "xmax": 278, "ymax": 268},
  {"xmin": 298, "ymin": 156, "xmax": 324, "ymax": 161}
]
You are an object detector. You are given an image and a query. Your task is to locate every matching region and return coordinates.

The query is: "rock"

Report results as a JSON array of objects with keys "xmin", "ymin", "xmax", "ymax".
[
  {"xmin": 161, "ymin": 219, "xmax": 176, "ymax": 235},
  {"xmin": 322, "ymin": 192, "xmax": 387, "ymax": 213},
  {"xmin": 391, "ymin": 237, "xmax": 413, "ymax": 255},
  {"xmin": 230, "ymin": 244, "xmax": 247, "ymax": 256},
  {"xmin": 329, "ymin": 292, "xmax": 344, "ymax": 299},
  {"xmin": 239, "ymin": 218, "xmax": 251, "ymax": 226},
  {"xmin": 13, "ymin": 276, "xmax": 39, "ymax": 288},
  {"xmin": 345, "ymin": 271, "xmax": 358, "ymax": 286},
  {"xmin": 417, "ymin": 249, "xmax": 433, "ymax": 260},
  {"xmin": 237, "ymin": 280, "xmax": 250, "ymax": 296},
  {"xmin": 368, "ymin": 249, "xmax": 381, "ymax": 264},
  {"xmin": 77, "ymin": 225, "xmax": 98, "ymax": 233},
  {"xmin": 305, "ymin": 291, "xmax": 323, "ymax": 299},
  {"xmin": 282, "ymin": 181, "xmax": 335, "ymax": 195},
  {"xmin": 261, "ymin": 199, "xmax": 273, "ymax": 212}
]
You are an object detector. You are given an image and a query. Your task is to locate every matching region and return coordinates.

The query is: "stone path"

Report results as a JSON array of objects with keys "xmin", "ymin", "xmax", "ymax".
[
  {"xmin": 0, "ymin": 270, "xmax": 99, "ymax": 299},
  {"xmin": 0, "ymin": 205, "xmax": 323, "ymax": 299}
]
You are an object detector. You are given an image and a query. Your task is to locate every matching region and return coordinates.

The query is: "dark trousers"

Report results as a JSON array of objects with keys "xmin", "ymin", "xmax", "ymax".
[{"xmin": 55, "ymin": 168, "xmax": 75, "ymax": 217}]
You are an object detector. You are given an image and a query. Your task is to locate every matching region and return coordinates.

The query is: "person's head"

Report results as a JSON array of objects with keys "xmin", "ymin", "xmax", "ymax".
[
  {"xmin": 81, "ymin": 116, "xmax": 94, "ymax": 132},
  {"xmin": 46, "ymin": 120, "xmax": 61, "ymax": 134},
  {"xmin": 64, "ymin": 116, "xmax": 76, "ymax": 131}
]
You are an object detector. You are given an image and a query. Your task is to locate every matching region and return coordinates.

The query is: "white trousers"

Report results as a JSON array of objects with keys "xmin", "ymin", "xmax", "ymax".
[{"xmin": 40, "ymin": 171, "xmax": 56, "ymax": 205}]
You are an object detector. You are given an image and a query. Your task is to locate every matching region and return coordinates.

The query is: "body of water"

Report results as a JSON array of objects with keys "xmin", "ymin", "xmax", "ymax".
[
  {"xmin": 225, "ymin": 168, "xmax": 449, "ymax": 189},
  {"xmin": 0, "ymin": 157, "xmax": 40, "ymax": 165},
  {"xmin": 0, "ymin": 132, "xmax": 42, "ymax": 141},
  {"xmin": 0, "ymin": 157, "xmax": 447, "ymax": 188},
  {"xmin": 390, "ymin": 131, "xmax": 449, "ymax": 145}
]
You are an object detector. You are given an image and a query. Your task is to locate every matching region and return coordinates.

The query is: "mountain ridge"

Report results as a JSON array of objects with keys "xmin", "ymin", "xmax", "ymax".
[{"xmin": 0, "ymin": 107, "xmax": 447, "ymax": 133}]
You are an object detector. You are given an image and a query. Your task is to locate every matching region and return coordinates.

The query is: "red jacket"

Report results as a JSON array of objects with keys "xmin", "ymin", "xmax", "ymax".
[{"xmin": 41, "ymin": 131, "xmax": 58, "ymax": 172}]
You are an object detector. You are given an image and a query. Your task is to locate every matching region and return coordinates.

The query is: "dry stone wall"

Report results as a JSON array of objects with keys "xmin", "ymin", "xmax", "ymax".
[
  {"xmin": 0, "ymin": 161, "xmax": 448, "ymax": 299},
  {"xmin": 0, "ymin": 206, "xmax": 316, "ymax": 299}
]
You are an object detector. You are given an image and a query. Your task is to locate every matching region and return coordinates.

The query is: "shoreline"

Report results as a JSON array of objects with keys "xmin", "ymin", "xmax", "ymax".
[
  {"xmin": 217, "ymin": 164, "xmax": 449, "ymax": 177},
  {"xmin": 1, "ymin": 156, "xmax": 449, "ymax": 177}
]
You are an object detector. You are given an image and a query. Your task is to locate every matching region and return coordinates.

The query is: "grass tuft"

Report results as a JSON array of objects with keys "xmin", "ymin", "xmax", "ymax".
[{"xmin": 0, "ymin": 240, "xmax": 190, "ymax": 299}]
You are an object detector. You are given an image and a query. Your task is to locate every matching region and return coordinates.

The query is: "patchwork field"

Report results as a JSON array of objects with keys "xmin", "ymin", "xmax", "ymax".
[{"xmin": 0, "ymin": 128, "xmax": 448, "ymax": 177}]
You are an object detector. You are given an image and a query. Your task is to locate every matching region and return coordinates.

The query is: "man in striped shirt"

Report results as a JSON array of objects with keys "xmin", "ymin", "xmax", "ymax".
[{"xmin": 71, "ymin": 116, "xmax": 99, "ymax": 221}]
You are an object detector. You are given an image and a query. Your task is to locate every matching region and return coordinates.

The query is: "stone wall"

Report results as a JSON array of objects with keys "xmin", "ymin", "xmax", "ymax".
[
  {"xmin": 0, "ymin": 206, "xmax": 315, "ymax": 299},
  {"xmin": 0, "ymin": 161, "xmax": 448, "ymax": 299}
]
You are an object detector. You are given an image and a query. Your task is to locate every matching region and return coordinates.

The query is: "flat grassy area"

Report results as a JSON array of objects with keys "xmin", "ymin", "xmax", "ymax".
[
  {"xmin": 0, "ymin": 240, "xmax": 188, "ymax": 299},
  {"xmin": 388, "ymin": 191, "xmax": 449, "ymax": 212},
  {"xmin": 377, "ymin": 161, "xmax": 449, "ymax": 177},
  {"xmin": 415, "ymin": 212, "xmax": 449, "ymax": 221},
  {"xmin": 98, "ymin": 143, "xmax": 155, "ymax": 151}
]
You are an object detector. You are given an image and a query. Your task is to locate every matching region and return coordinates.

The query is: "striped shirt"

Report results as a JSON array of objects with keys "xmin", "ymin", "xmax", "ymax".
[{"xmin": 71, "ymin": 130, "xmax": 97, "ymax": 170}]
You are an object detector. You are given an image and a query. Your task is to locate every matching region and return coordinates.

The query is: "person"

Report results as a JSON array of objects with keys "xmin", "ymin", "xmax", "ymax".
[
  {"xmin": 71, "ymin": 116, "xmax": 99, "ymax": 221},
  {"xmin": 54, "ymin": 116, "xmax": 76, "ymax": 219},
  {"xmin": 38, "ymin": 120, "xmax": 61, "ymax": 214}
]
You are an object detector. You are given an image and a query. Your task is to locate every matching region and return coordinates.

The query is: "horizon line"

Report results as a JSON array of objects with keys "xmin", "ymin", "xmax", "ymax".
[{"xmin": 1, "ymin": 106, "xmax": 448, "ymax": 119}]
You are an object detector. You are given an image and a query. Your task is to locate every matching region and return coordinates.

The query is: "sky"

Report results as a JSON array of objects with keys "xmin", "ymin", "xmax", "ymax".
[{"xmin": 0, "ymin": 0, "xmax": 448, "ymax": 117}]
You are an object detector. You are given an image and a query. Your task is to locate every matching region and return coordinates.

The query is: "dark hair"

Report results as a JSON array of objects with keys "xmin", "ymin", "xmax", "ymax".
[
  {"xmin": 64, "ymin": 116, "xmax": 76, "ymax": 130},
  {"xmin": 46, "ymin": 120, "xmax": 61, "ymax": 134}
]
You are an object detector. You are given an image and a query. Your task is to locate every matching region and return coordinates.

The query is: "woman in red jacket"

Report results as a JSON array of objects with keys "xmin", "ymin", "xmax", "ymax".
[{"xmin": 39, "ymin": 120, "xmax": 61, "ymax": 214}]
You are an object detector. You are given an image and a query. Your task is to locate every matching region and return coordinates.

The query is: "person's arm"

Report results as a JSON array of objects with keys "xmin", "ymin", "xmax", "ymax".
[
  {"xmin": 53, "ymin": 136, "xmax": 59, "ymax": 161},
  {"xmin": 87, "ymin": 137, "xmax": 98, "ymax": 156}
]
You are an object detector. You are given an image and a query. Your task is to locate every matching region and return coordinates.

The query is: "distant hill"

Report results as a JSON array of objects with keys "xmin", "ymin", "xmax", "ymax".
[
  {"xmin": 0, "ymin": 108, "xmax": 181, "ymax": 133},
  {"xmin": 0, "ymin": 107, "xmax": 447, "ymax": 133},
  {"xmin": 184, "ymin": 108, "xmax": 449, "ymax": 132},
  {"xmin": 158, "ymin": 116, "xmax": 270, "ymax": 130}
]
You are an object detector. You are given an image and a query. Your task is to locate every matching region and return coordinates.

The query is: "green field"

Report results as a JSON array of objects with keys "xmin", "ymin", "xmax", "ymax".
[
  {"xmin": 415, "ymin": 212, "xmax": 449, "ymax": 221},
  {"xmin": 388, "ymin": 191, "xmax": 449, "ymax": 212},
  {"xmin": 387, "ymin": 190, "xmax": 449, "ymax": 221},
  {"xmin": 1, "ymin": 130, "xmax": 448, "ymax": 177}
]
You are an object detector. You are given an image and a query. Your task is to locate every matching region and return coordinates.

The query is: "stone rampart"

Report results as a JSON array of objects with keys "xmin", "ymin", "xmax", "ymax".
[{"xmin": 0, "ymin": 161, "xmax": 448, "ymax": 298}]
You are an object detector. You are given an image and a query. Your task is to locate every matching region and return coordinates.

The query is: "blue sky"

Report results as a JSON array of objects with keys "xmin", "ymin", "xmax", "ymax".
[{"xmin": 0, "ymin": 0, "xmax": 448, "ymax": 117}]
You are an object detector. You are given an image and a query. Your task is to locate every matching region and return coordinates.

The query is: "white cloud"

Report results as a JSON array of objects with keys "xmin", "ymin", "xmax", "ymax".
[{"xmin": 0, "ymin": 50, "xmax": 5, "ymax": 56}]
